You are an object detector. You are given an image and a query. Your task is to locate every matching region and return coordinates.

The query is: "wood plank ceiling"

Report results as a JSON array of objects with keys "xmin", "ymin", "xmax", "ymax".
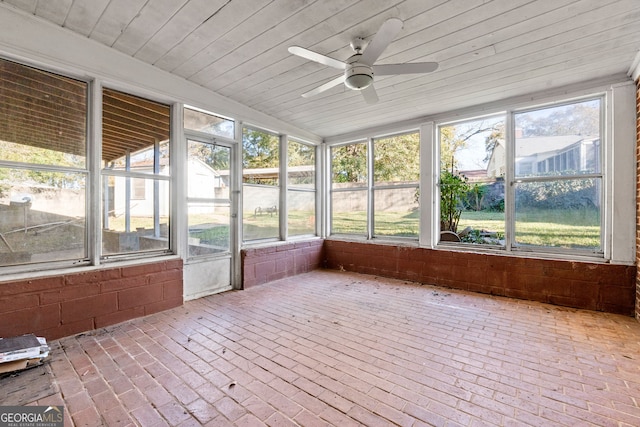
[{"xmin": 1, "ymin": 0, "xmax": 640, "ymax": 139}]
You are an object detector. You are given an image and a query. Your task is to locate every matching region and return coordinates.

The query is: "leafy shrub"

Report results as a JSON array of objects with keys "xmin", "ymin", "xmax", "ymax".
[
  {"xmin": 515, "ymin": 177, "xmax": 598, "ymax": 210},
  {"xmin": 440, "ymin": 170, "xmax": 470, "ymax": 232}
]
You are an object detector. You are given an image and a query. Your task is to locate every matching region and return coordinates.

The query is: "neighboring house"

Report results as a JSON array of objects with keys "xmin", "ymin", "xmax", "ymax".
[
  {"xmin": 110, "ymin": 156, "xmax": 226, "ymax": 219},
  {"xmin": 487, "ymin": 135, "xmax": 600, "ymax": 178},
  {"xmin": 188, "ymin": 158, "xmax": 227, "ymax": 197},
  {"xmin": 486, "ymin": 139, "xmax": 506, "ymax": 179},
  {"xmin": 108, "ymin": 155, "xmax": 171, "ymax": 220}
]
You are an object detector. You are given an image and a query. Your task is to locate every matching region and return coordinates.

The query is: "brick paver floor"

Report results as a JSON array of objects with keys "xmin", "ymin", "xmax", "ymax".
[{"xmin": 4, "ymin": 269, "xmax": 640, "ymax": 426}]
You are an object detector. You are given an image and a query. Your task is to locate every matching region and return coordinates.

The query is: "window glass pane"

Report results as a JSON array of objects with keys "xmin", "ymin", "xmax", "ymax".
[
  {"xmin": 331, "ymin": 142, "xmax": 367, "ymax": 186},
  {"xmin": 331, "ymin": 190, "xmax": 367, "ymax": 234},
  {"xmin": 242, "ymin": 127, "xmax": 279, "ymax": 241},
  {"xmin": 184, "ymin": 107, "xmax": 234, "ymax": 139},
  {"xmin": 243, "ymin": 185, "xmax": 279, "ymax": 240},
  {"xmin": 288, "ymin": 140, "xmax": 315, "ymax": 186},
  {"xmin": 131, "ymin": 178, "xmax": 146, "ymax": 200},
  {"xmin": 102, "ymin": 176, "xmax": 169, "ymax": 255},
  {"xmin": 331, "ymin": 142, "xmax": 367, "ymax": 236},
  {"xmin": 101, "ymin": 90, "xmax": 171, "ymax": 257},
  {"xmin": 288, "ymin": 190, "xmax": 315, "ymax": 236},
  {"xmin": 102, "ymin": 89, "xmax": 170, "ymax": 175},
  {"xmin": 439, "ymin": 117, "xmax": 505, "ymax": 245},
  {"xmin": 0, "ymin": 59, "xmax": 87, "ymax": 168},
  {"xmin": 374, "ymin": 132, "xmax": 419, "ymax": 183},
  {"xmin": 513, "ymin": 98, "xmax": 602, "ymax": 251},
  {"xmin": 373, "ymin": 132, "xmax": 419, "ymax": 238},
  {"xmin": 188, "ymin": 202, "xmax": 230, "ymax": 256},
  {"xmin": 374, "ymin": 187, "xmax": 418, "ymax": 237},
  {"xmin": 243, "ymin": 127, "xmax": 279, "ymax": 185},
  {"xmin": 515, "ymin": 99, "xmax": 601, "ymax": 177},
  {"xmin": 187, "ymin": 140, "xmax": 230, "ymax": 199},
  {"xmin": 0, "ymin": 168, "xmax": 86, "ymax": 266},
  {"xmin": 105, "ymin": 142, "xmax": 170, "ymax": 175},
  {"xmin": 514, "ymin": 178, "xmax": 601, "ymax": 249},
  {"xmin": 187, "ymin": 140, "xmax": 231, "ymax": 257},
  {"xmin": 288, "ymin": 139, "xmax": 315, "ymax": 237}
]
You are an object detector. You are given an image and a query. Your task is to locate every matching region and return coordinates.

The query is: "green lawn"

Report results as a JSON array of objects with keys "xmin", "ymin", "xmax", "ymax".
[
  {"xmin": 512, "ymin": 208, "xmax": 600, "ymax": 248},
  {"xmin": 242, "ymin": 209, "xmax": 316, "ymax": 240},
  {"xmin": 330, "ymin": 209, "xmax": 600, "ymax": 248},
  {"xmin": 105, "ymin": 208, "xmax": 600, "ymax": 249}
]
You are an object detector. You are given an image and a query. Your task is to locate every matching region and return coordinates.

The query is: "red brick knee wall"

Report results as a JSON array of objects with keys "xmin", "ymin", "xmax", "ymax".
[
  {"xmin": 325, "ymin": 240, "xmax": 636, "ymax": 315},
  {"xmin": 0, "ymin": 259, "xmax": 183, "ymax": 340},
  {"xmin": 242, "ymin": 240, "xmax": 324, "ymax": 288}
]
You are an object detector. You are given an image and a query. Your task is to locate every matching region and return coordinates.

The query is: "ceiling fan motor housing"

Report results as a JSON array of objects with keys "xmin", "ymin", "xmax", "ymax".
[{"xmin": 344, "ymin": 54, "xmax": 374, "ymax": 90}]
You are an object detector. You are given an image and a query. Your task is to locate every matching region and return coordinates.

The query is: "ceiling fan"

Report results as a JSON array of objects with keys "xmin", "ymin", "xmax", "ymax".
[{"xmin": 288, "ymin": 18, "xmax": 438, "ymax": 104}]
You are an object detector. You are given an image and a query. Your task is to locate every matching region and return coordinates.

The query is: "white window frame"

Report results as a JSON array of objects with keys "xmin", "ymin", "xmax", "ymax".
[
  {"xmin": 286, "ymin": 137, "xmax": 318, "ymax": 239},
  {"xmin": 0, "ymin": 58, "xmax": 91, "ymax": 272},
  {"xmin": 372, "ymin": 130, "xmax": 421, "ymax": 241},
  {"xmin": 241, "ymin": 125, "xmax": 282, "ymax": 243},
  {"xmin": 435, "ymin": 113, "xmax": 506, "ymax": 249},
  {"xmin": 184, "ymin": 134, "xmax": 235, "ymax": 260},
  {"xmin": 99, "ymin": 88, "xmax": 173, "ymax": 260},
  {"xmin": 327, "ymin": 130, "xmax": 422, "ymax": 240},
  {"xmin": 328, "ymin": 140, "xmax": 369, "ymax": 238},
  {"xmin": 430, "ymin": 84, "xmax": 636, "ymax": 263},
  {"xmin": 325, "ymin": 82, "xmax": 636, "ymax": 265}
]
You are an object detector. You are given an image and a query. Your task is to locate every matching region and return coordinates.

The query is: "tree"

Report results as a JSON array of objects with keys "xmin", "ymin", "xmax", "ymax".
[
  {"xmin": 441, "ymin": 121, "xmax": 503, "ymax": 171},
  {"xmin": 331, "ymin": 133, "xmax": 421, "ymax": 185},
  {"xmin": 242, "ymin": 128, "xmax": 279, "ymax": 169},
  {"xmin": 0, "ymin": 140, "xmax": 85, "ymax": 188},
  {"xmin": 484, "ymin": 122, "xmax": 504, "ymax": 163},
  {"xmin": 467, "ymin": 183, "xmax": 487, "ymax": 211},
  {"xmin": 242, "ymin": 128, "xmax": 279, "ymax": 185},
  {"xmin": 288, "ymin": 140, "xmax": 315, "ymax": 185},
  {"xmin": 331, "ymin": 143, "xmax": 367, "ymax": 184},
  {"xmin": 516, "ymin": 101, "xmax": 600, "ymax": 137},
  {"xmin": 440, "ymin": 126, "xmax": 460, "ymax": 171},
  {"xmin": 373, "ymin": 133, "xmax": 419, "ymax": 182},
  {"xmin": 188, "ymin": 141, "xmax": 229, "ymax": 170}
]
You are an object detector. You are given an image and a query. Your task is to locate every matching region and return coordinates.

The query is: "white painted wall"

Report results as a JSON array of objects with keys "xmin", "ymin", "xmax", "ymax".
[
  {"xmin": 184, "ymin": 257, "xmax": 232, "ymax": 300},
  {"xmin": 608, "ymin": 82, "xmax": 637, "ymax": 264}
]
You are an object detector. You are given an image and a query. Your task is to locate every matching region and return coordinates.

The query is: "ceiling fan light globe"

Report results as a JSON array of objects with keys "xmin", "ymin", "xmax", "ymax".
[
  {"xmin": 344, "ymin": 62, "xmax": 374, "ymax": 90},
  {"xmin": 345, "ymin": 74, "xmax": 373, "ymax": 90}
]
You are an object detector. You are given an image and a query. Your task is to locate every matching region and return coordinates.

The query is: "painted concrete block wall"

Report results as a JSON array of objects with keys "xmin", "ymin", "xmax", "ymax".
[
  {"xmin": 242, "ymin": 240, "xmax": 324, "ymax": 288},
  {"xmin": 324, "ymin": 240, "xmax": 636, "ymax": 315},
  {"xmin": 0, "ymin": 259, "xmax": 183, "ymax": 340}
]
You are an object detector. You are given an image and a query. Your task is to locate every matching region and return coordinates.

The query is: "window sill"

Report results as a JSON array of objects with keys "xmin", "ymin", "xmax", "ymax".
[
  {"xmin": 241, "ymin": 236, "xmax": 322, "ymax": 250},
  {"xmin": 0, "ymin": 254, "xmax": 182, "ymax": 283},
  {"xmin": 325, "ymin": 235, "xmax": 619, "ymax": 265}
]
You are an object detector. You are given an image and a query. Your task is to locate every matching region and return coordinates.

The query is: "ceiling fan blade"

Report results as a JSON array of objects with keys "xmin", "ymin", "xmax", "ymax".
[
  {"xmin": 373, "ymin": 62, "xmax": 439, "ymax": 75},
  {"xmin": 360, "ymin": 18, "xmax": 403, "ymax": 65},
  {"xmin": 288, "ymin": 46, "xmax": 346, "ymax": 70},
  {"xmin": 361, "ymin": 84, "xmax": 379, "ymax": 104},
  {"xmin": 302, "ymin": 75, "xmax": 346, "ymax": 98}
]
